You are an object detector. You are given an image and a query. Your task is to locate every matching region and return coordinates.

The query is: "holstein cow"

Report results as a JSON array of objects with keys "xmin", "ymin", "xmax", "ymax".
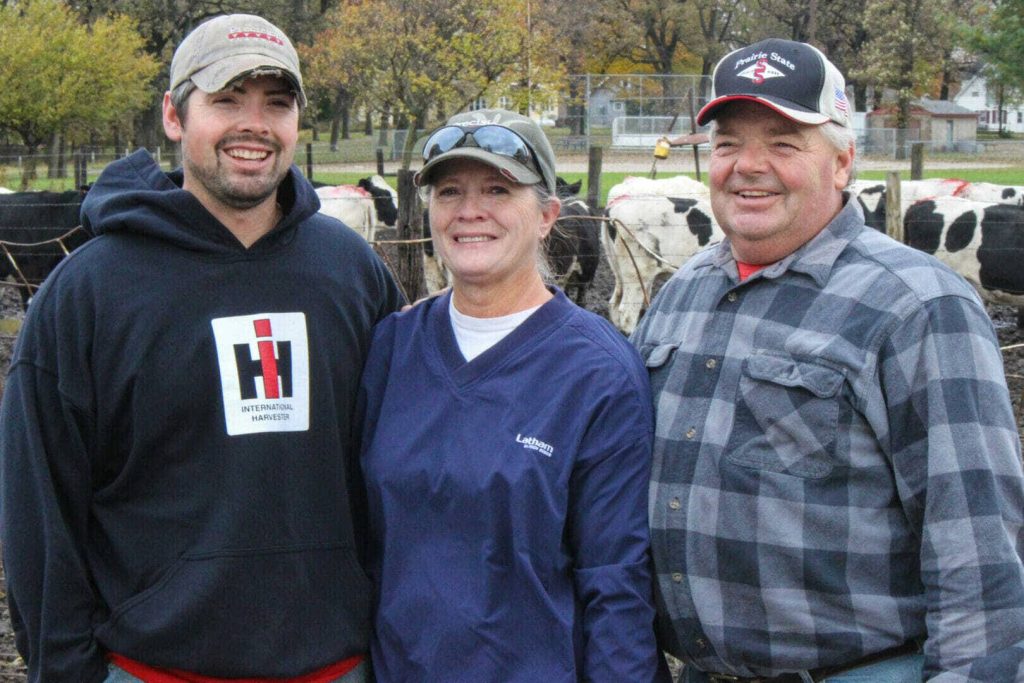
[
  {"xmin": 545, "ymin": 178, "xmax": 600, "ymax": 305},
  {"xmin": 421, "ymin": 177, "xmax": 600, "ymax": 303},
  {"xmin": 903, "ymin": 196, "xmax": 1024, "ymax": 313},
  {"xmin": 0, "ymin": 188, "xmax": 91, "ymax": 308},
  {"xmin": 315, "ymin": 175, "xmax": 398, "ymax": 241},
  {"xmin": 850, "ymin": 177, "xmax": 1024, "ymax": 231},
  {"xmin": 603, "ymin": 175, "xmax": 722, "ymax": 334}
]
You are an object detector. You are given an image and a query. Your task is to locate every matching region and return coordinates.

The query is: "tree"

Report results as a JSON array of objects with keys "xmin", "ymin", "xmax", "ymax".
[
  {"xmin": 854, "ymin": 0, "xmax": 955, "ymax": 157},
  {"xmin": 308, "ymin": 0, "xmax": 526, "ymax": 169},
  {"xmin": 0, "ymin": 0, "xmax": 159, "ymax": 187},
  {"xmin": 964, "ymin": 0, "xmax": 1024, "ymax": 136}
]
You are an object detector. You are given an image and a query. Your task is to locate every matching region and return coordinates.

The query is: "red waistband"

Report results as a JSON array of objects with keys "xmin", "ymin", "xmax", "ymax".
[{"xmin": 107, "ymin": 653, "xmax": 364, "ymax": 683}]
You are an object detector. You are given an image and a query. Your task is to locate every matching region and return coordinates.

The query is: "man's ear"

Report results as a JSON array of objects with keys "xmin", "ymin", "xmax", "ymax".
[{"xmin": 163, "ymin": 91, "xmax": 183, "ymax": 142}]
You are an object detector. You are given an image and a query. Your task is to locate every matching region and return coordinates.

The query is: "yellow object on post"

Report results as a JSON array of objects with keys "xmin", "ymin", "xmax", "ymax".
[{"xmin": 653, "ymin": 138, "xmax": 671, "ymax": 159}]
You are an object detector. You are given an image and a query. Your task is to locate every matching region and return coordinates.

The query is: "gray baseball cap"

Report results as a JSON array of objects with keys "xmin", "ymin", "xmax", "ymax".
[
  {"xmin": 169, "ymin": 14, "xmax": 306, "ymax": 107},
  {"xmin": 416, "ymin": 109, "xmax": 558, "ymax": 195}
]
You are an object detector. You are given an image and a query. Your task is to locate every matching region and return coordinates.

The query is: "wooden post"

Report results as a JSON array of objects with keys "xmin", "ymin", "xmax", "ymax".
[
  {"xmin": 396, "ymin": 169, "xmax": 426, "ymax": 303},
  {"xmin": 910, "ymin": 143, "xmax": 924, "ymax": 180},
  {"xmin": 885, "ymin": 171, "xmax": 903, "ymax": 243},
  {"xmin": 74, "ymin": 150, "xmax": 86, "ymax": 189},
  {"xmin": 688, "ymin": 86, "xmax": 701, "ymax": 183},
  {"xmin": 587, "ymin": 145, "xmax": 603, "ymax": 211},
  {"xmin": 376, "ymin": 148, "xmax": 385, "ymax": 176},
  {"xmin": 305, "ymin": 143, "xmax": 313, "ymax": 182}
]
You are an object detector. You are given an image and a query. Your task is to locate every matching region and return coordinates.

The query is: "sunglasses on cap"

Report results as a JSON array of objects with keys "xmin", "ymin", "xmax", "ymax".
[{"xmin": 421, "ymin": 124, "xmax": 541, "ymax": 175}]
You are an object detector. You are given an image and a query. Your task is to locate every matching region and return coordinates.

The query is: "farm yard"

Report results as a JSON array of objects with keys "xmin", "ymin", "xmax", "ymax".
[{"xmin": 1, "ymin": 156, "xmax": 1024, "ymax": 679}]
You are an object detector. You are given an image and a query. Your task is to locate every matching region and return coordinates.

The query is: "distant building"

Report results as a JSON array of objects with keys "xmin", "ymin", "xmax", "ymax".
[
  {"xmin": 953, "ymin": 72, "xmax": 1024, "ymax": 134},
  {"xmin": 866, "ymin": 98, "xmax": 978, "ymax": 152}
]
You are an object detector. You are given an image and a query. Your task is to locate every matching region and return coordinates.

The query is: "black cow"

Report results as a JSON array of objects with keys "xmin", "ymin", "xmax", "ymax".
[
  {"xmin": 0, "ymin": 188, "xmax": 91, "ymax": 309},
  {"xmin": 546, "ymin": 178, "xmax": 600, "ymax": 305}
]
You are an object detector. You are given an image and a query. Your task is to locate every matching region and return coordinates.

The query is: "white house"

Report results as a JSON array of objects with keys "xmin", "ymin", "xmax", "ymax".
[{"xmin": 953, "ymin": 72, "xmax": 1024, "ymax": 134}]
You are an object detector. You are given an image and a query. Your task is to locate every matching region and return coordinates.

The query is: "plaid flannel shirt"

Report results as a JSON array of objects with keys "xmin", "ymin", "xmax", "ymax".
[{"xmin": 632, "ymin": 197, "xmax": 1024, "ymax": 681}]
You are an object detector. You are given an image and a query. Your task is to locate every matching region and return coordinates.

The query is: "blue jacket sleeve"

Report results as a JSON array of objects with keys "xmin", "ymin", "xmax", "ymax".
[
  {"xmin": 568, "ymin": 362, "xmax": 663, "ymax": 682},
  {"xmin": 0, "ymin": 360, "xmax": 108, "ymax": 683}
]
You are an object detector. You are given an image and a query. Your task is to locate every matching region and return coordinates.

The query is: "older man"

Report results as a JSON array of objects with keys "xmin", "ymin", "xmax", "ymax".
[
  {"xmin": 0, "ymin": 14, "xmax": 402, "ymax": 682},
  {"xmin": 632, "ymin": 38, "xmax": 1024, "ymax": 682}
]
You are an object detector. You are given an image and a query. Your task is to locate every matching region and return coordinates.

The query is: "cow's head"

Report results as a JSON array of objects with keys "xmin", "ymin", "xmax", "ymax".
[{"xmin": 358, "ymin": 176, "xmax": 399, "ymax": 227}]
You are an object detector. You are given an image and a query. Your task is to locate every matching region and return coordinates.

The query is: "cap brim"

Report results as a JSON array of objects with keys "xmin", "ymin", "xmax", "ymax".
[
  {"xmin": 415, "ymin": 148, "xmax": 543, "ymax": 187},
  {"xmin": 696, "ymin": 95, "xmax": 831, "ymax": 126},
  {"xmin": 190, "ymin": 55, "xmax": 306, "ymax": 106}
]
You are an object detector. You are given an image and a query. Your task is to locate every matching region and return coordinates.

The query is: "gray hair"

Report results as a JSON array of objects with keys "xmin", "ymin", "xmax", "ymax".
[{"xmin": 708, "ymin": 118, "xmax": 858, "ymax": 186}]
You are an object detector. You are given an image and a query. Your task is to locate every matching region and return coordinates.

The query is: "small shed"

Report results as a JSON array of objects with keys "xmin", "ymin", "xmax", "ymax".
[{"xmin": 866, "ymin": 98, "xmax": 978, "ymax": 152}]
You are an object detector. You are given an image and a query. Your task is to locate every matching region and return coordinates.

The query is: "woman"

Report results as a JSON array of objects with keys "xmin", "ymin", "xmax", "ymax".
[{"xmin": 358, "ymin": 110, "xmax": 664, "ymax": 682}]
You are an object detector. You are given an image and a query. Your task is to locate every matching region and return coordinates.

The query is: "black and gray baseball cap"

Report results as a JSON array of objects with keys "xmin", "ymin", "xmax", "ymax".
[
  {"xmin": 416, "ymin": 109, "xmax": 558, "ymax": 195},
  {"xmin": 696, "ymin": 38, "xmax": 850, "ymax": 127},
  {"xmin": 169, "ymin": 14, "xmax": 306, "ymax": 107}
]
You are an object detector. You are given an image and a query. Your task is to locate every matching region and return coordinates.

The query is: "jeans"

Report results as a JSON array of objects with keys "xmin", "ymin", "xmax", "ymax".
[
  {"xmin": 105, "ymin": 659, "xmax": 371, "ymax": 683},
  {"xmin": 681, "ymin": 653, "xmax": 925, "ymax": 683}
]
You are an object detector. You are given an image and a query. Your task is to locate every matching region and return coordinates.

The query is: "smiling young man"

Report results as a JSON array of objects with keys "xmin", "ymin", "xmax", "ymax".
[
  {"xmin": 632, "ymin": 39, "xmax": 1024, "ymax": 682},
  {"xmin": 0, "ymin": 14, "xmax": 403, "ymax": 682}
]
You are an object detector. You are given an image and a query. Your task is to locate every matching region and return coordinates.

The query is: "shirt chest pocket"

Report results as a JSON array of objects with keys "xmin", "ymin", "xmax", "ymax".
[{"xmin": 726, "ymin": 353, "xmax": 845, "ymax": 479}]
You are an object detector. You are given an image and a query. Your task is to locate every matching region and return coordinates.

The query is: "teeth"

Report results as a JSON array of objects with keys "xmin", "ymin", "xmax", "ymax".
[
  {"xmin": 740, "ymin": 191, "xmax": 774, "ymax": 197},
  {"xmin": 227, "ymin": 149, "xmax": 269, "ymax": 160},
  {"xmin": 457, "ymin": 236, "xmax": 491, "ymax": 243}
]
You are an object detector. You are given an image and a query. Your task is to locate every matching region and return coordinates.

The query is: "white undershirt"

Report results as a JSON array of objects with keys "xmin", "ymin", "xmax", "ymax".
[{"xmin": 449, "ymin": 297, "xmax": 541, "ymax": 361}]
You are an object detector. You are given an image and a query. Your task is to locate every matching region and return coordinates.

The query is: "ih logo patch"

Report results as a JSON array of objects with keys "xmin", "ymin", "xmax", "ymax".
[{"xmin": 211, "ymin": 312, "xmax": 310, "ymax": 435}]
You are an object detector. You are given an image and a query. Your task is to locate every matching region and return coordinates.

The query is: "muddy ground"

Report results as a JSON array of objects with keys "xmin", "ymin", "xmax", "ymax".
[{"xmin": 0, "ymin": 258, "xmax": 1022, "ymax": 678}]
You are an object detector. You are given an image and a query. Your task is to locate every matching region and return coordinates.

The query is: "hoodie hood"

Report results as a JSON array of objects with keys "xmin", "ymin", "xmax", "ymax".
[{"xmin": 81, "ymin": 149, "xmax": 320, "ymax": 254}]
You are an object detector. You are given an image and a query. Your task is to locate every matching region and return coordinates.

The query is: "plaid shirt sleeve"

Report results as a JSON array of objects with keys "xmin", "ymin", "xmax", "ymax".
[{"xmin": 876, "ymin": 294, "xmax": 1024, "ymax": 681}]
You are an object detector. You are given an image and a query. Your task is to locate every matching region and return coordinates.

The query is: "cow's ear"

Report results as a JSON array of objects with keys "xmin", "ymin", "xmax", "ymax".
[{"xmin": 163, "ymin": 92, "xmax": 184, "ymax": 142}]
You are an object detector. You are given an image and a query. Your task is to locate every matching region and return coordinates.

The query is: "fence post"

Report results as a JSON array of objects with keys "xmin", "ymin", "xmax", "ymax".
[
  {"xmin": 74, "ymin": 150, "xmax": 86, "ymax": 188},
  {"xmin": 885, "ymin": 171, "xmax": 903, "ymax": 243},
  {"xmin": 376, "ymin": 148, "xmax": 385, "ymax": 176},
  {"xmin": 587, "ymin": 145, "xmax": 603, "ymax": 211},
  {"xmin": 395, "ymin": 169, "xmax": 426, "ymax": 303},
  {"xmin": 910, "ymin": 143, "xmax": 924, "ymax": 180}
]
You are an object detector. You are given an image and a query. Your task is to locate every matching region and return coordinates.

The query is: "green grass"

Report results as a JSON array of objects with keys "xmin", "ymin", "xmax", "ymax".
[{"xmin": 6, "ymin": 164, "xmax": 1023, "ymax": 209}]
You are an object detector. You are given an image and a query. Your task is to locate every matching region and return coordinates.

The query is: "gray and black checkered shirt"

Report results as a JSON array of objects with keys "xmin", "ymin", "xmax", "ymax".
[{"xmin": 632, "ymin": 197, "xmax": 1024, "ymax": 680}]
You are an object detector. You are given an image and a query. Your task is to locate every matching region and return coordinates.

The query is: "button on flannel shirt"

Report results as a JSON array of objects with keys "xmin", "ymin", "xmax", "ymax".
[{"xmin": 632, "ymin": 197, "xmax": 1024, "ymax": 681}]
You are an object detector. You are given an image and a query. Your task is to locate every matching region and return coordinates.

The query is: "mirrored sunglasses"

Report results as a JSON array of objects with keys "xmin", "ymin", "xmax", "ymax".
[{"xmin": 421, "ymin": 124, "xmax": 540, "ymax": 176}]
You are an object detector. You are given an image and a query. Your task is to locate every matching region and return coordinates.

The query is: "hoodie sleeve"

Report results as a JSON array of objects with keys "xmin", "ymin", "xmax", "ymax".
[{"xmin": 0, "ymin": 354, "xmax": 108, "ymax": 682}]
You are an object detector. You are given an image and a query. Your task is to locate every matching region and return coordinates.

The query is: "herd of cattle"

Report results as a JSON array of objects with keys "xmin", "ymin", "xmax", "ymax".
[{"xmin": 2, "ymin": 173, "xmax": 1023, "ymax": 334}]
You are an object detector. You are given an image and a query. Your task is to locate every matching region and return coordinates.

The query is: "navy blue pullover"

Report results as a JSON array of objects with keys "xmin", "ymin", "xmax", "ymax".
[{"xmin": 0, "ymin": 150, "xmax": 403, "ymax": 681}]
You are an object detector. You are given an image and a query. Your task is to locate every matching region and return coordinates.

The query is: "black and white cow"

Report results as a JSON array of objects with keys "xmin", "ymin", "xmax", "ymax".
[
  {"xmin": 850, "ymin": 178, "xmax": 1024, "ymax": 232},
  {"xmin": 545, "ymin": 178, "xmax": 600, "ymax": 305},
  {"xmin": 0, "ymin": 188, "xmax": 91, "ymax": 308},
  {"xmin": 903, "ymin": 196, "xmax": 1024, "ymax": 310},
  {"xmin": 602, "ymin": 175, "xmax": 722, "ymax": 333},
  {"xmin": 315, "ymin": 175, "xmax": 398, "ymax": 242}
]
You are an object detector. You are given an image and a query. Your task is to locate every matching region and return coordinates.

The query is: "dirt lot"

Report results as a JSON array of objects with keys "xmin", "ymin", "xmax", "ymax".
[{"xmin": 0, "ymin": 257, "xmax": 1022, "ymax": 678}]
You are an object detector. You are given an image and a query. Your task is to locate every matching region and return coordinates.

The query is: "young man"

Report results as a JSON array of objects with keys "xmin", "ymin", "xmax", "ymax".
[
  {"xmin": 633, "ymin": 38, "xmax": 1024, "ymax": 681},
  {"xmin": 0, "ymin": 14, "xmax": 403, "ymax": 682}
]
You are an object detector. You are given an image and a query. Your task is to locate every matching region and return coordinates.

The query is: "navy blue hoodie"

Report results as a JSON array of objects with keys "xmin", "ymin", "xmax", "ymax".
[{"xmin": 0, "ymin": 150, "xmax": 403, "ymax": 681}]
